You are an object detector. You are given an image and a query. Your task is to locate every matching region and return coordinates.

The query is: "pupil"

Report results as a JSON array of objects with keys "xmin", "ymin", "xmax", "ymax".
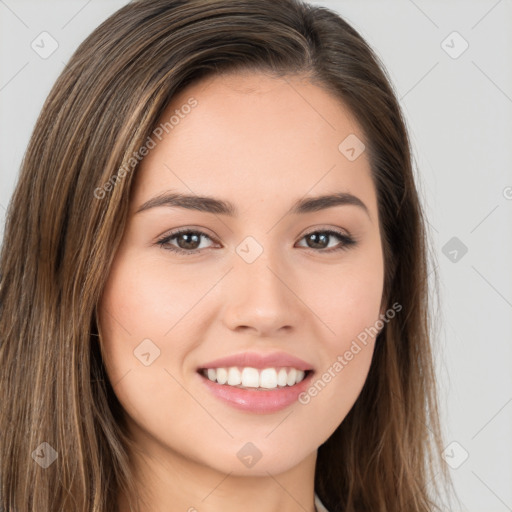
[
  {"xmin": 308, "ymin": 233, "xmax": 328, "ymax": 249},
  {"xmin": 179, "ymin": 233, "xmax": 200, "ymax": 250}
]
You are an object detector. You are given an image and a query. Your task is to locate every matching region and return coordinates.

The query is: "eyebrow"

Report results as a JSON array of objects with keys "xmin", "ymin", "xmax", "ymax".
[{"xmin": 135, "ymin": 190, "xmax": 370, "ymax": 219}]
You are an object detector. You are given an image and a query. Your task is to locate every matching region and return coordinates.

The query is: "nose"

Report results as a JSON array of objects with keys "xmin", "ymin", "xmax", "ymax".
[{"xmin": 221, "ymin": 248, "xmax": 304, "ymax": 337}]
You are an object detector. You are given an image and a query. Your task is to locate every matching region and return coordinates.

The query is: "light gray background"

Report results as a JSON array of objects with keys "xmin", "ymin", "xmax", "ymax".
[{"xmin": 1, "ymin": 1, "xmax": 511, "ymax": 510}]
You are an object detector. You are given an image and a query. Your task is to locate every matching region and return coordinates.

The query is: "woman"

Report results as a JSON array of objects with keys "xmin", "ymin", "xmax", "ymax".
[{"xmin": 0, "ymin": 0, "xmax": 453, "ymax": 510}]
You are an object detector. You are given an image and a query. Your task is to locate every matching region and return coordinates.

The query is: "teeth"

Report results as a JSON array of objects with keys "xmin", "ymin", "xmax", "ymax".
[
  {"xmin": 286, "ymin": 368, "xmax": 297, "ymax": 386},
  {"xmin": 241, "ymin": 367, "xmax": 259, "ymax": 387},
  {"xmin": 201, "ymin": 366, "xmax": 308, "ymax": 389},
  {"xmin": 227, "ymin": 367, "xmax": 242, "ymax": 386},
  {"xmin": 260, "ymin": 368, "xmax": 277, "ymax": 389},
  {"xmin": 277, "ymin": 368, "xmax": 288, "ymax": 387},
  {"xmin": 216, "ymin": 368, "xmax": 228, "ymax": 385}
]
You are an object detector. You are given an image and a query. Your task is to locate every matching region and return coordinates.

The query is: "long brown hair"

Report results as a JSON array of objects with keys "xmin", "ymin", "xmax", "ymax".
[{"xmin": 0, "ymin": 0, "xmax": 454, "ymax": 510}]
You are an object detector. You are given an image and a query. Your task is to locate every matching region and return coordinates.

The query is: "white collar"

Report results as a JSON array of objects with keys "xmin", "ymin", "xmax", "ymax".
[{"xmin": 314, "ymin": 492, "xmax": 330, "ymax": 512}]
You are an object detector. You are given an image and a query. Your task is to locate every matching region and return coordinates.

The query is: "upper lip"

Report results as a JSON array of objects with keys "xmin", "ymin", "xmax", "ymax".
[{"xmin": 198, "ymin": 351, "xmax": 314, "ymax": 371}]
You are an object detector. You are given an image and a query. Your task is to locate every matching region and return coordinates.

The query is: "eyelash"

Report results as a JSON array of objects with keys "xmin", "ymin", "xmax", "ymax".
[{"xmin": 156, "ymin": 228, "xmax": 357, "ymax": 256}]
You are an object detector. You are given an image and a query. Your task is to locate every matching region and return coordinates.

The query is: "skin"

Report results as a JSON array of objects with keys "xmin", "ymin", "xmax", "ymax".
[{"xmin": 98, "ymin": 71, "xmax": 385, "ymax": 512}]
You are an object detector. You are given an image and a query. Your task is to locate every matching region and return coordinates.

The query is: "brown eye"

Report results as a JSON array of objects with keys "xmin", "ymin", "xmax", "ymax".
[
  {"xmin": 173, "ymin": 232, "xmax": 202, "ymax": 250},
  {"xmin": 297, "ymin": 230, "xmax": 356, "ymax": 252},
  {"xmin": 156, "ymin": 228, "xmax": 357, "ymax": 257},
  {"xmin": 157, "ymin": 229, "xmax": 215, "ymax": 255}
]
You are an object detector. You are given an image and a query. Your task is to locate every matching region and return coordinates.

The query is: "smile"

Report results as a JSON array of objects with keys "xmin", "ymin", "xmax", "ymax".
[{"xmin": 197, "ymin": 367, "xmax": 315, "ymax": 413}]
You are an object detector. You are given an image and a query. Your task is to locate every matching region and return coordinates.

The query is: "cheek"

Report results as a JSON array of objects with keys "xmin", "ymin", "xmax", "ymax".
[
  {"xmin": 100, "ymin": 249, "xmax": 206, "ymax": 335},
  {"xmin": 308, "ymin": 248, "xmax": 384, "ymax": 350},
  {"xmin": 96, "ymin": 253, "xmax": 206, "ymax": 440},
  {"xmin": 97, "ymin": 250, "xmax": 202, "ymax": 382},
  {"xmin": 331, "ymin": 271, "xmax": 383, "ymax": 337},
  {"xmin": 296, "ymin": 247, "xmax": 384, "ymax": 429}
]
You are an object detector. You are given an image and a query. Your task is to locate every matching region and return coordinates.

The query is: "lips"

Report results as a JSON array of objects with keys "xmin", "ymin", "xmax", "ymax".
[
  {"xmin": 196, "ymin": 351, "xmax": 316, "ymax": 413},
  {"xmin": 197, "ymin": 351, "xmax": 315, "ymax": 372},
  {"xmin": 198, "ymin": 369, "xmax": 315, "ymax": 413}
]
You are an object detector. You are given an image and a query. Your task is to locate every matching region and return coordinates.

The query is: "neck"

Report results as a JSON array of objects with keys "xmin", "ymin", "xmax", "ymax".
[{"xmin": 118, "ymin": 445, "xmax": 318, "ymax": 512}]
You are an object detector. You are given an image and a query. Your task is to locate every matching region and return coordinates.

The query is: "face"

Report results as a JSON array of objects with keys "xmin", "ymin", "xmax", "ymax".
[{"xmin": 98, "ymin": 71, "xmax": 385, "ymax": 480}]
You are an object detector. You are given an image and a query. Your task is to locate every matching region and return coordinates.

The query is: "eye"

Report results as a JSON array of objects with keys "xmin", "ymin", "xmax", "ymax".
[
  {"xmin": 156, "ymin": 229, "xmax": 216, "ymax": 256},
  {"xmin": 295, "ymin": 229, "xmax": 356, "ymax": 253},
  {"xmin": 156, "ymin": 228, "xmax": 357, "ymax": 256}
]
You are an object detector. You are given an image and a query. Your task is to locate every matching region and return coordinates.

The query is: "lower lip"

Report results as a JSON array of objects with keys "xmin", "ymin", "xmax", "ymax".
[{"xmin": 197, "ymin": 370, "xmax": 315, "ymax": 414}]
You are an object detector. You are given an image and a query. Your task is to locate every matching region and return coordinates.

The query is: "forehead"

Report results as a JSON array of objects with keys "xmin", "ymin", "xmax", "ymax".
[{"xmin": 132, "ymin": 71, "xmax": 375, "ymax": 215}]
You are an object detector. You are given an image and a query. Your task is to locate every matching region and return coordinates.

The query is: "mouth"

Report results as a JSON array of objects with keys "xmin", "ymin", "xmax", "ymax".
[
  {"xmin": 196, "ymin": 367, "xmax": 315, "ymax": 413},
  {"xmin": 195, "ymin": 351, "xmax": 316, "ymax": 412},
  {"xmin": 196, "ymin": 367, "xmax": 315, "ymax": 391}
]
